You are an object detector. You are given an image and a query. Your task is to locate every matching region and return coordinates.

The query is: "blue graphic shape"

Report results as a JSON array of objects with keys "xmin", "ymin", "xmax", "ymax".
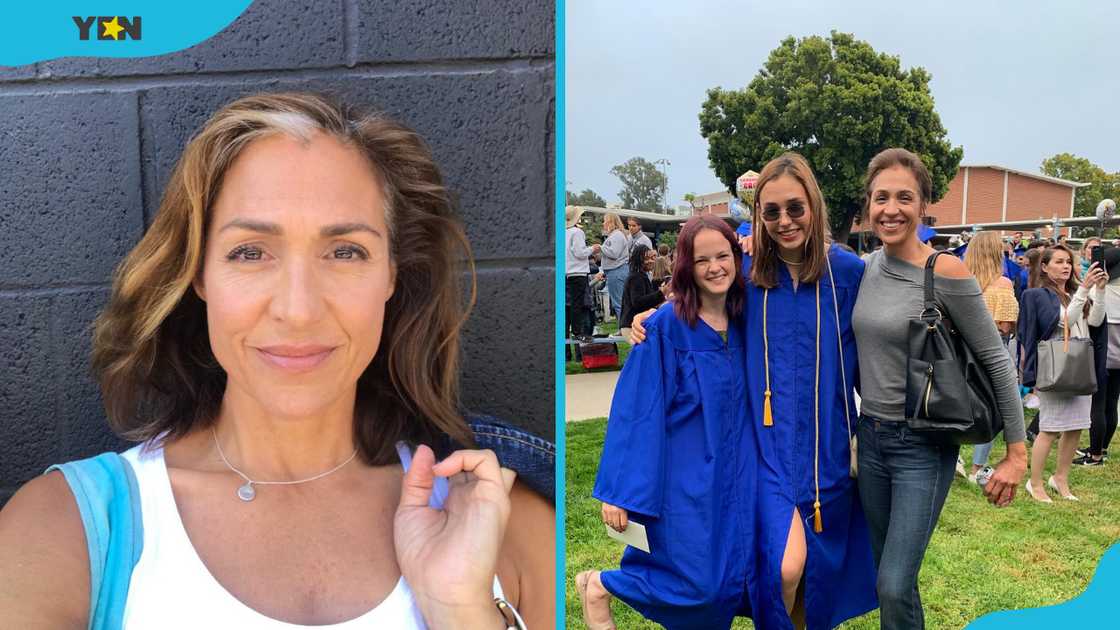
[
  {"xmin": 0, "ymin": 1, "xmax": 253, "ymax": 66},
  {"xmin": 729, "ymin": 197, "xmax": 750, "ymax": 222},
  {"xmin": 966, "ymin": 542, "xmax": 1120, "ymax": 629},
  {"xmin": 917, "ymin": 223, "xmax": 937, "ymax": 243}
]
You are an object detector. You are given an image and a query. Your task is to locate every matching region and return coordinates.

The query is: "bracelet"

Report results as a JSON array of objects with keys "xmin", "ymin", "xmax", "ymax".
[{"xmin": 494, "ymin": 596, "xmax": 528, "ymax": 630}]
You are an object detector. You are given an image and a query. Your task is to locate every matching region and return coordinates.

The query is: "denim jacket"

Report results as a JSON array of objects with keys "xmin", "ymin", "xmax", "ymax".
[{"xmin": 452, "ymin": 415, "xmax": 555, "ymax": 504}]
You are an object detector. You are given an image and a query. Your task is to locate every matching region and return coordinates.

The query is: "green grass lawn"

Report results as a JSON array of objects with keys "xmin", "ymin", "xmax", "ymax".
[
  {"xmin": 566, "ymin": 319, "xmax": 631, "ymax": 375},
  {"xmin": 566, "ymin": 416, "xmax": 1120, "ymax": 629}
]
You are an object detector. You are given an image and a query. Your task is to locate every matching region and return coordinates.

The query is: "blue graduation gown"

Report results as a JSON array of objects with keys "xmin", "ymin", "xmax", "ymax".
[
  {"xmin": 742, "ymin": 245, "xmax": 878, "ymax": 629},
  {"xmin": 593, "ymin": 303, "xmax": 755, "ymax": 629}
]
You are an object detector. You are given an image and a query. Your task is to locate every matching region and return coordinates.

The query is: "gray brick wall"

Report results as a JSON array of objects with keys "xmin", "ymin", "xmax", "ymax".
[{"xmin": 0, "ymin": 0, "xmax": 555, "ymax": 507}]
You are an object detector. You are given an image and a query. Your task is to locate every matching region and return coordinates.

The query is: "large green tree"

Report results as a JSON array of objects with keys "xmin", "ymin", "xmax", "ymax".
[
  {"xmin": 1040, "ymin": 153, "xmax": 1119, "ymax": 219},
  {"xmin": 699, "ymin": 31, "xmax": 963, "ymax": 241},
  {"xmin": 566, "ymin": 188, "xmax": 607, "ymax": 208},
  {"xmin": 610, "ymin": 157, "xmax": 668, "ymax": 213}
]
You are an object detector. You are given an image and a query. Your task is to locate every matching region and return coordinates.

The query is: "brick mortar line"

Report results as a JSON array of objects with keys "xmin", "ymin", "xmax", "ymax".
[
  {"xmin": 136, "ymin": 90, "xmax": 150, "ymax": 228},
  {"xmin": 0, "ymin": 57, "xmax": 556, "ymax": 94},
  {"xmin": 0, "ymin": 284, "xmax": 111, "ymax": 297},
  {"xmin": 342, "ymin": 0, "xmax": 359, "ymax": 68}
]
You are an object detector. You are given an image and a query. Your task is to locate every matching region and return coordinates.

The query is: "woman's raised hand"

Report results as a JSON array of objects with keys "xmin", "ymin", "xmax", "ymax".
[
  {"xmin": 1082, "ymin": 262, "xmax": 1107, "ymax": 289},
  {"xmin": 629, "ymin": 309, "xmax": 657, "ymax": 344},
  {"xmin": 395, "ymin": 445, "xmax": 515, "ymax": 628}
]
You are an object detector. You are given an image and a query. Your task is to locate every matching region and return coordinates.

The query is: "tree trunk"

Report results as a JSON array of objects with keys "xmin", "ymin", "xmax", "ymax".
[{"xmin": 830, "ymin": 204, "xmax": 860, "ymax": 247}]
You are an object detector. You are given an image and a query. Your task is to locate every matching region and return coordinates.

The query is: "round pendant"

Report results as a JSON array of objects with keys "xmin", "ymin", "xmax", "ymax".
[{"xmin": 237, "ymin": 482, "xmax": 256, "ymax": 502}]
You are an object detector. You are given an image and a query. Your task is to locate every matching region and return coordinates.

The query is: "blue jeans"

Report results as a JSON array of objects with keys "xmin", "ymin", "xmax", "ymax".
[
  {"xmin": 604, "ymin": 265, "xmax": 628, "ymax": 319},
  {"xmin": 971, "ymin": 440, "xmax": 994, "ymax": 467},
  {"xmin": 856, "ymin": 415, "xmax": 959, "ymax": 630}
]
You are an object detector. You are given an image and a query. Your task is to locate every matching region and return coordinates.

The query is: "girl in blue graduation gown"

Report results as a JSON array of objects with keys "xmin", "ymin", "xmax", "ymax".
[
  {"xmin": 577, "ymin": 216, "xmax": 756, "ymax": 630},
  {"xmin": 744, "ymin": 153, "xmax": 876, "ymax": 629}
]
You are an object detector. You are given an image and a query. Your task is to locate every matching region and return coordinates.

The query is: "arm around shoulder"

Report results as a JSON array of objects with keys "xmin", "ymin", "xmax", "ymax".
[
  {"xmin": 0, "ymin": 472, "xmax": 89, "ymax": 629},
  {"xmin": 497, "ymin": 479, "xmax": 555, "ymax": 629}
]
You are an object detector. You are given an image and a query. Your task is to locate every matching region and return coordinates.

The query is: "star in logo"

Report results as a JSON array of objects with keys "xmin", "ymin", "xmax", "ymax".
[{"xmin": 101, "ymin": 16, "xmax": 125, "ymax": 40}]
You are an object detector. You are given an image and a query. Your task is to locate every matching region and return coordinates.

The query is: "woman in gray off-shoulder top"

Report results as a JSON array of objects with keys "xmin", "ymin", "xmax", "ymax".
[{"xmin": 850, "ymin": 149, "xmax": 1027, "ymax": 630}]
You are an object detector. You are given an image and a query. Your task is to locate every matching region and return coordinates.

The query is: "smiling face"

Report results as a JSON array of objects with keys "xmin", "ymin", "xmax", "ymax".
[
  {"xmin": 691, "ymin": 228, "xmax": 735, "ymax": 302},
  {"xmin": 868, "ymin": 165, "xmax": 923, "ymax": 246},
  {"xmin": 193, "ymin": 132, "xmax": 396, "ymax": 419},
  {"xmin": 758, "ymin": 174, "xmax": 812, "ymax": 254},
  {"xmin": 1043, "ymin": 248, "xmax": 1073, "ymax": 284},
  {"xmin": 643, "ymin": 249, "xmax": 656, "ymax": 271}
]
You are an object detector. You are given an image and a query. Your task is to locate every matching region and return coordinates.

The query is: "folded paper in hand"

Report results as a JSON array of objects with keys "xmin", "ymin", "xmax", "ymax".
[{"xmin": 605, "ymin": 521, "xmax": 650, "ymax": 553}]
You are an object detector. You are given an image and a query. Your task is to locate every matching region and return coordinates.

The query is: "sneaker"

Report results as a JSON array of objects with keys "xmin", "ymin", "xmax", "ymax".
[
  {"xmin": 956, "ymin": 457, "xmax": 967, "ymax": 478},
  {"xmin": 967, "ymin": 472, "xmax": 979, "ymax": 485},
  {"xmin": 1074, "ymin": 454, "xmax": 1105, "ymax": 466},
  {"xmin": 1076, "ymin": 448, "xmax": 1089, "ymax": 458}
]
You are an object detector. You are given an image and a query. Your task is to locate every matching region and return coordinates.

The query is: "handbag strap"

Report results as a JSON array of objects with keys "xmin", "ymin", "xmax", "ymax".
[
  {"xmin": 1063, "ymin": 299, "xmax": 1070, "ymax": 353},
  {"xmin": 921, "ymin": 251, "xmax": 952, "ymax": 323}
]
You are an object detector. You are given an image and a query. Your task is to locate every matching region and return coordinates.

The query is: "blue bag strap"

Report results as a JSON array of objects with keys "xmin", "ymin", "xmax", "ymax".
[
  {"xmin": 47, "ymin": 452, "xmax": 144, "ymax": 630},
  {"xmin": 395, "ymin": 441, "xmax": 450, "ymax": 509}
]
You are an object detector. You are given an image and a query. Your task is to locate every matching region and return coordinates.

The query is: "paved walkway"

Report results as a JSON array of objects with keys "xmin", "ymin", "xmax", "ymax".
[{"xmin": 565, "ymin": 371, "xmax": 619, "ymax": 422}]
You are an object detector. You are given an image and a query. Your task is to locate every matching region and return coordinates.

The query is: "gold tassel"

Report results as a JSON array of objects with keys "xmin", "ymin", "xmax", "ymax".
[
  {"xmin": 763, "ymin": 390, "xmax": 773, "ymax": 426},
  {"xmin": 813, "ymin": 500, "xmax": 823, "ymax": 533}
]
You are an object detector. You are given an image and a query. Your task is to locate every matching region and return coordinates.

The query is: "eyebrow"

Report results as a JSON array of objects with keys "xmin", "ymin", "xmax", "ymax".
[{"xmin": 218, "ymin": 219, "xmax": 383, "ymax": 239}]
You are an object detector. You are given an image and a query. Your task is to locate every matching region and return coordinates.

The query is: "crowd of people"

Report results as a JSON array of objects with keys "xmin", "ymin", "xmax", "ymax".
[
  {"xmin": 564, "ymin": 210, "xmax": 673, "ymax": 357},
  {"xmin": 569, "ymin": 147, "xmax": 1117, "ymax": 630}
]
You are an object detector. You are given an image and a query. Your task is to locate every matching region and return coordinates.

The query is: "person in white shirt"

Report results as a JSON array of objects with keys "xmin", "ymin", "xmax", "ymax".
[{"xmin": 566, "ymin": 207, "xmax": 600, "ymax": 356}]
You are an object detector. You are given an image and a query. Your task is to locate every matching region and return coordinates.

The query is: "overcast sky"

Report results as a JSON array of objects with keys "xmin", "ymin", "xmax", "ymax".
[{"xmin": 565, "ymin": 0, "xmax": 1120, "ymax": 207}]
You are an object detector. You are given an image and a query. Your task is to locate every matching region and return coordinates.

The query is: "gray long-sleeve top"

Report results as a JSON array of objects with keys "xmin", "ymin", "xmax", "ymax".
[
  {"xmin": 852, "ymin": 250, "xmax": 1026, "ymax": 443},
  {"xmin": 600, "ymin": 229, "xmax": 629, "ymax": 271}
]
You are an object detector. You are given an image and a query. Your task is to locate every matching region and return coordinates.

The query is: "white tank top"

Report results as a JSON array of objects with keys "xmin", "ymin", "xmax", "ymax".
[{"xmin": 119, "ymin": 442, "xmax": 505, "ymax": 629}]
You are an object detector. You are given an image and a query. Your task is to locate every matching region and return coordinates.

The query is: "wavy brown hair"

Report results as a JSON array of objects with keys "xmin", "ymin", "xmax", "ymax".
[
  {"xmin": 91, "ymin": 92, "xmax": 476, "ymax": 464},
  {"xmin": 1039, "ymin": 245, "xmax": 1089, "ymax": 318},
  {"xmin": 750, "ymin": 152, "xmax": 829, "ymax": 289}
]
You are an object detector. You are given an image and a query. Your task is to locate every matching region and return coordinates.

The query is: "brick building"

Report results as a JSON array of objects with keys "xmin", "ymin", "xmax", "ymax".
[
  {"xmin": 923, "ymin": 165, "xmax": 1086, "ymax": 235},
  {"xmin": 689, "ymin": 190, "xmax": 732, "ymax": 216}
]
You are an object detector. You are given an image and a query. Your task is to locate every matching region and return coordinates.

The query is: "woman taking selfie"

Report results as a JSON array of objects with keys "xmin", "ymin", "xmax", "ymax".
[
  {"xmin": 1019, "ymin": 246, "xmax": 1106, "ymax": 501},
  {"xmin": 578, "ymin": 216, "xmax": 753, "ymax": 630},
  {"xmin": 852, "ymin": 148, "xmax": 1026, "ymax": 629},
  {"xmin": 0, "ymin": 93, "xmax": 553, "ymax": 629}
]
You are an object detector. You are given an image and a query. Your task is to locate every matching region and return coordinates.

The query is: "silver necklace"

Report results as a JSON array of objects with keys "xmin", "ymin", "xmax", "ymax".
[{"xmin": 211, "ymin": 428, "xmax": 359, "ymax": 502}]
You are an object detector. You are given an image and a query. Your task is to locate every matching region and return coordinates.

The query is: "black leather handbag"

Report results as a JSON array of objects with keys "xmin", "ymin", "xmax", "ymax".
[{"xmin": 903, "ymin": 252, "xmax": 1004, "ymax": 444}]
